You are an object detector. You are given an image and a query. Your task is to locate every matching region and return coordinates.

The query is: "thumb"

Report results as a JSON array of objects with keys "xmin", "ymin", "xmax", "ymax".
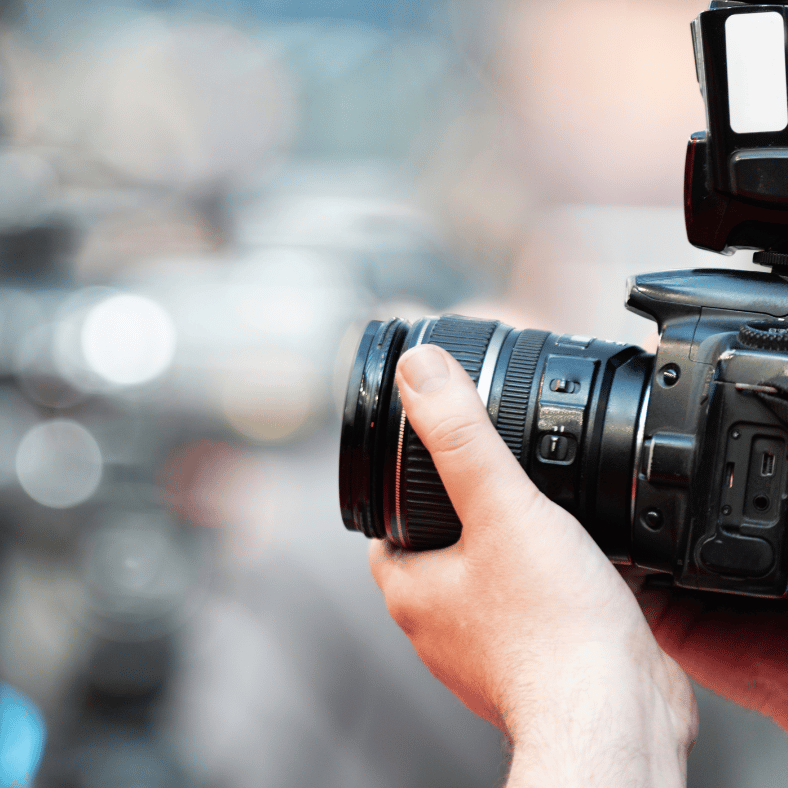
[{"xmin": 396, "ymin": 343, "xmax": 556, "ymax": 542}]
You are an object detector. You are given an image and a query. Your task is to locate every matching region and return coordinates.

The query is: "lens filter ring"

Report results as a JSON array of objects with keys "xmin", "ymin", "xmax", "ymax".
[{"xmin": 339, "ymin": 318, "xmax": 408, "ymax": 537}]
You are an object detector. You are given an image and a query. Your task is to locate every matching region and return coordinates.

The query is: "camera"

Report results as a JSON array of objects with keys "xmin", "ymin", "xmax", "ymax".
[{"xmin": 340, "ymin": 0, "xmax": 788, "ymax": 599}]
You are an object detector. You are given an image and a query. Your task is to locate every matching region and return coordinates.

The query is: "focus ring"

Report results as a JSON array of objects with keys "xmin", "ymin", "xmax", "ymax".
[
  {"xmin": 497, "ymin": 330, "xmax": 550, "ymax": 463},
  {"xmin": 427, "ymin": 316, "xmax": 499, "ymax": 377},
  {"xmin": 403, "ymin": 317, "xmax": 499, "ymax": 549}
]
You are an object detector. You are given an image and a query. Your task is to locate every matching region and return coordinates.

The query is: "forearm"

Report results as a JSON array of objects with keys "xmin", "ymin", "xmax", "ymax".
[{"xmin": 501, "ymin": 649, "xmax": 694, "ymax": 788}]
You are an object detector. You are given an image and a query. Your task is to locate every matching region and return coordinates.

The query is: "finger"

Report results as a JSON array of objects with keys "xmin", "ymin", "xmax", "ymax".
[
  {"xmin": 369, "ymin": 532, "xmax": 456, "ymax": 589},
  {"xmin": 396, "ymin": 343, "xmax": 568, "ymax": 542},
  {"xmin": 369, "ymin": 538, "xmax": 458, "ymax": 635},
  {"xmin": 369, "ymin": 539, "xmax": 413, "ymax": 631},
  {"xmin": 369, "ymin": 538, "xmax": 400, "ymax": 590}
]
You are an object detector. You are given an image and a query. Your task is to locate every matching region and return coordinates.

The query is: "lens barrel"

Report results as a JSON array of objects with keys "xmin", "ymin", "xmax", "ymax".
[{"xmin": 340, "ymin": 315, "xmax": 652, "ymax": 558}]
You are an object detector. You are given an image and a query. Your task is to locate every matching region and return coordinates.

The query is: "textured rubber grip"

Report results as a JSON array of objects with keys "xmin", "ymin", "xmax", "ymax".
[
  {"xmin": 497, "ymin": 330, "xmax": 550, "ymax": 463},
  {"xmin": 402, "ymin": 317, "xmax": 499, "ymax": 549}
]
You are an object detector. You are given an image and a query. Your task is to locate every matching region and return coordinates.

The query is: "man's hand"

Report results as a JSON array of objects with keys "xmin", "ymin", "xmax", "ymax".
[
  {"xmin": 370, "ymin": 344, "xmax": 697, "ymax": 787},
  {"xmin": 632, "ymin": 575, "xmax": 788, "ymax": 732},
  {"xmin": 623, "ymin": 333, "xmax": 788, "ymax": 733}
]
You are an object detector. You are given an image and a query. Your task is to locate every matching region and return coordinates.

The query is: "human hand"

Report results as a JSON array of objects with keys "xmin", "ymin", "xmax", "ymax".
[
  {"xmin": 626, "ymin": 572, "xmax": 788, "ymax": 732},
  {"xmin": 618, "ymin": 334, "xmax": 788, "ymax": 732},
  {"xmin": 370, "ymin": 344, "xmax": 697, "ymax": 786}
]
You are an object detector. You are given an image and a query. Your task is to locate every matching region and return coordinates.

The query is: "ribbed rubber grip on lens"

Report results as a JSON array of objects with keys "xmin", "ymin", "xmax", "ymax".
[
  {"xmin": 403, "ymin": 317, "xmax": 498, "ymax": 550},
  {"xmin": 496, "ymin": 330, "xmax": 549, "ymax": 462},
  {"xmin": 427, "ymin": 317, "xmax": 498, "ymax": 378}
]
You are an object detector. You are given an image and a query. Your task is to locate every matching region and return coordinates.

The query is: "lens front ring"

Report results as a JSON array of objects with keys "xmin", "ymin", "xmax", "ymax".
[{"xmin": 339, "ymin": 318, "xmax": 408, "ymax": 538}]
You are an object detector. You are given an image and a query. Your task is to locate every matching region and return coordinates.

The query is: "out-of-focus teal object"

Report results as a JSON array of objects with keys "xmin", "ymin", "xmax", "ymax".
[{"xmin": 0, "ymin": 683, "xmax": 46, "ymax": 788}]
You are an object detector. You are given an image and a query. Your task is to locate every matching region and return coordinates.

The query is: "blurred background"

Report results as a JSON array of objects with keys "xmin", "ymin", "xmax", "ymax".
[{"xmin": 0, "ymin": 0, "xmax": 784, "ymax": 786}]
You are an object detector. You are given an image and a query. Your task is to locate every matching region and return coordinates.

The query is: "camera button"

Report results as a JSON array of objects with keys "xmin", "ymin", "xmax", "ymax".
[
  {"xmin": 556, "ymin": 334, "xmax": 592, "ymax": 349},
  {"xmin": 549, "ymin": 378, "xmax": 579, "ymax": 394},
  {"xmin": 540, "ymin": 434, "xmax": 568, "ymax": 461},
  {"xmin": 538, "ymin": 433, "xmax": 576, "ymax": 464}
]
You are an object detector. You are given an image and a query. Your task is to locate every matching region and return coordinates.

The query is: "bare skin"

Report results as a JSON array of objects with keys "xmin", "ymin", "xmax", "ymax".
[
  {"xmin": 635, "ymin": 578, "xmax": 788, "ymax": 732},
  {"xmin": 370, "ymin": 344, "xmax": 698, "ymax": 787}
]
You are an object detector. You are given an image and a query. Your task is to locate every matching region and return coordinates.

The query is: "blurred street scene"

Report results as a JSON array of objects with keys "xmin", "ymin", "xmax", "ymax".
[
  {"xmin": 0, "ymin": 2, "xmax": 506, "ymax": 786},
  {"xmin": 0, "ymin": 1, "xmax": 785, "ymax": 787}
]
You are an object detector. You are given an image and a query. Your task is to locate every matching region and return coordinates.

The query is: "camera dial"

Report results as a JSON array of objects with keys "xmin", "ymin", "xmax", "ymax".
[{"xmin": 738, "ymin": 320, "xmax": 788, "ymax": 350}]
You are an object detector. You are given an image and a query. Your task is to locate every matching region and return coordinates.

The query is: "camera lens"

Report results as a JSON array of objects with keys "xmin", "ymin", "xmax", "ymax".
[
  {"xmin": 339, "ymin": 318, "xmax": 409, "ymax": 539},
  {"xmin": 340, "ymin": 315, "xmax": 652, "ymax": 558}
]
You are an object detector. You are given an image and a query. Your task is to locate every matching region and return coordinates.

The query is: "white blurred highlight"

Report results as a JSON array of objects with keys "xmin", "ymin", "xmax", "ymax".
[
  {"xmin": 16, "ymin": 420, "xmax": 102, "ymax": 509},
  {"xmin": 81, "ymin": 294, "xmax": 177, "ymax": 385},
  {"xmin": 725, "ymin": 11, "xmax": 788, "ymax": 134}
]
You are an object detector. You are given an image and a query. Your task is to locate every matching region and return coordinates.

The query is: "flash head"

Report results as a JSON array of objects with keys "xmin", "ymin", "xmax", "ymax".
[{"xmin": 686, "ymin": 1, "xmax": 788, "ymax": 262}]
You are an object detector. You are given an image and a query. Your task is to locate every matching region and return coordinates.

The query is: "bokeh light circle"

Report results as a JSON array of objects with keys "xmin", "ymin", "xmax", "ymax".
[
  {"xmin": 81, "ymin": 294, "xmax": 177, "ymax": 386},
  {"xmin": 16, "ymin": 420, "xmax": 103, "ymax": 509}
]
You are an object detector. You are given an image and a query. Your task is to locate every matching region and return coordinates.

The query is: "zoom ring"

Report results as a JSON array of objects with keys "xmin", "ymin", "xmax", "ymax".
[
  {"xmin": 403, "ymin": 317, "xmax": 499, "ymax": 549},
  {"xmin": 496, "ymin": 330, "xmax": 550, "ymax": 463}
]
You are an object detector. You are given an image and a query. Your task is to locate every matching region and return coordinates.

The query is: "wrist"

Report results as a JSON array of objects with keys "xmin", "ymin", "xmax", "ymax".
[
  {"xmin": 506, "ymin": 739, "xmax": 686, "ymax": 788},
  {"xmin": 500, "ymin": 645, "xmax": 696, "ymax": 788}
]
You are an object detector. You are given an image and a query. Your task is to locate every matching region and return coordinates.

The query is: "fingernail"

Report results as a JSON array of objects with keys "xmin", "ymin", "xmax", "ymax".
[{"xmin": 399, "ymin": 345, "xmax": 450, "ymax": 394}]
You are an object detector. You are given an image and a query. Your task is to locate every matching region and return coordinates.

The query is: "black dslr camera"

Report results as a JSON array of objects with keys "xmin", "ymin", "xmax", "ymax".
[{"xmin": 340, "ymin": 0, "xmax": 788, "ymax": 599}]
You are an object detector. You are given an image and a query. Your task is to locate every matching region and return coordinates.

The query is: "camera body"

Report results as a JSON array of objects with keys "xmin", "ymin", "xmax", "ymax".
[
  {"xmin": 626, "ymin": 269, "xmax": 788, "ymax": 597},
  {"xmin": 637, "ymin": 0, "xmax": 788, "ymax": 596}
]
